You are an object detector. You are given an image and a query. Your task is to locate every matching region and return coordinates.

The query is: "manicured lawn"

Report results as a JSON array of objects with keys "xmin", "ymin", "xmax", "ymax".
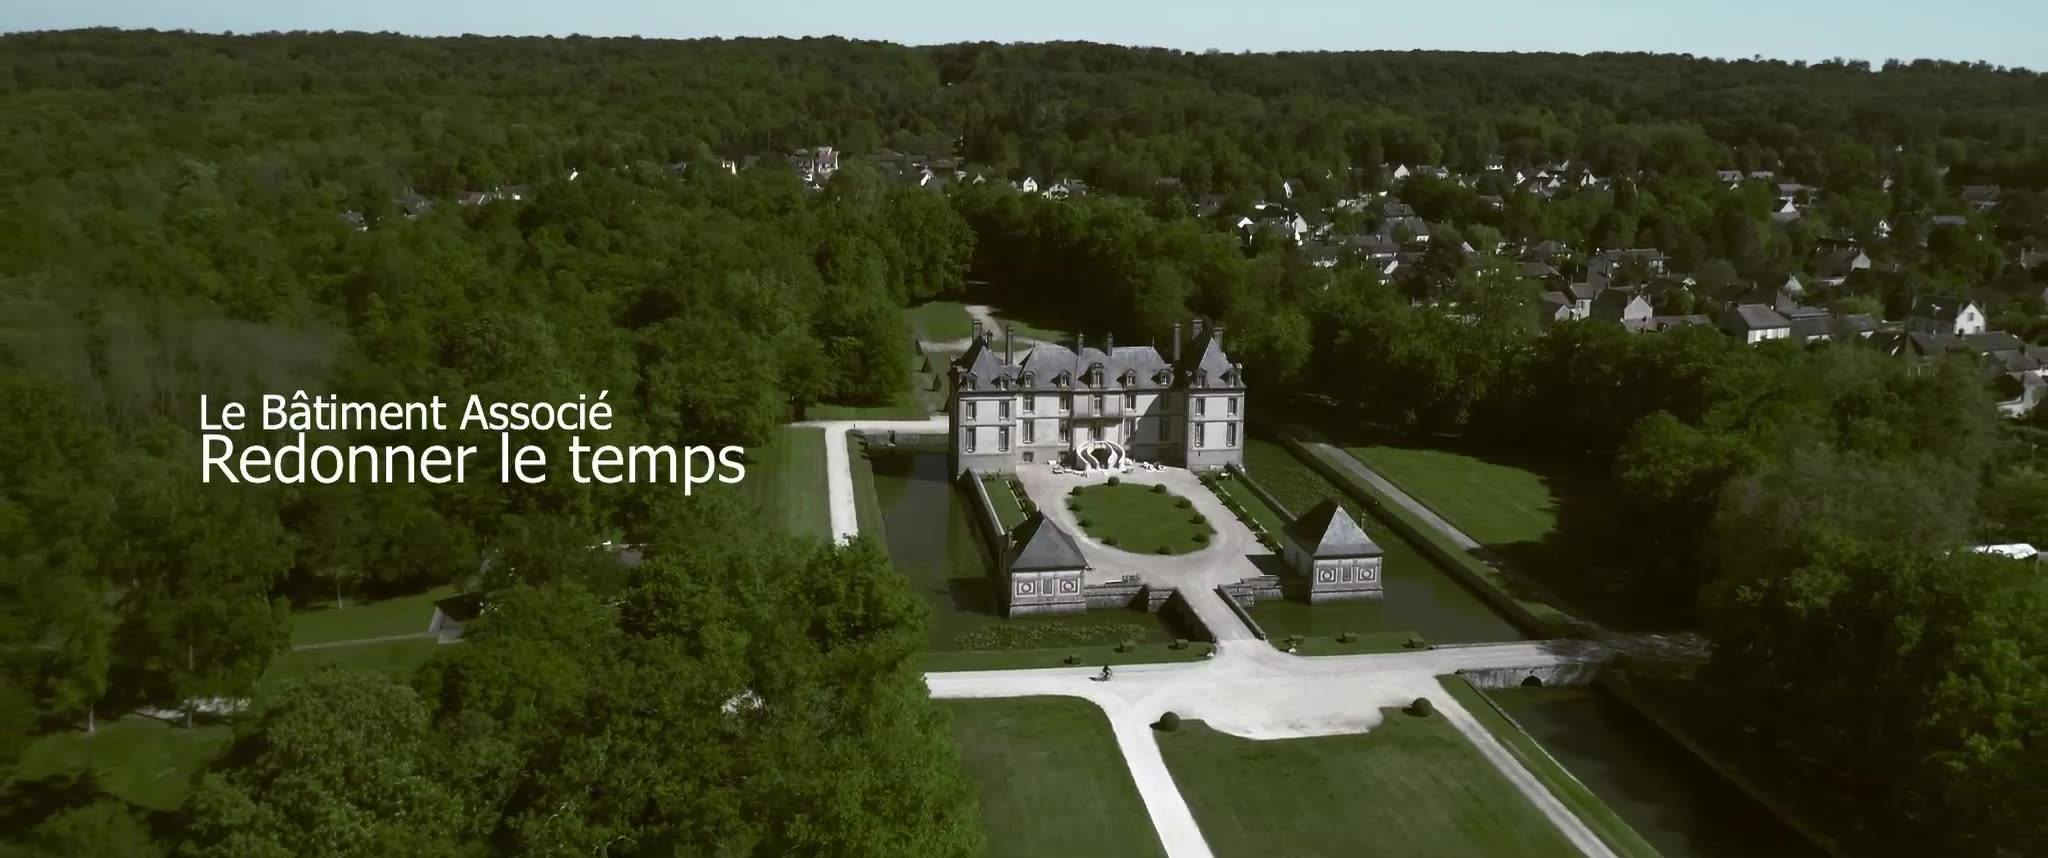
[
  {"xmin": 289, "ymin": 585, "xmax": 455, "ymax": 646},
  {"xmin": 905, "ymin": 300, "xmax": 975, "ymax": 342},
  {"xmin": 942, "ymin": 697, "xmax": 1167, "ymax": 858},
  {"xmin": 262, "ymin": 637, "xmax": 447, "ymax": 688},
  {"xmin": 920, "ymin": 640, "xmax": 1209, "ymax": 672},
  {"xmin": 1206, "ymin": 470, "xmax": 1289, "ymax": 544},
  {"xmin": 735, "ymin": 425, "xmax": 832, "ymax": 541},
  {"xmin": 869, "ymin": 451, "xmax": 1188, "ymax": 654},
  {"xmin": 1440, "ymin": 677, "xmax": 1662, "ymax": 858},
  {"xmin": 1346, "ymin": 445, "xmax": 1557, "ymax": 546},
  {"xmin": 982, "ymin": 474, "xmax": 1029, "ymax": 531},
  {"xmin": 1265, "ymin": 627, "xmax": 1420, "ymax": 656},
  {"xmin": 1158, "ymin": 714, "xmax": 1579, "ymax": 858},
  {"xmin": 1241, "ymin": 436, "xmax": 1524, "ymax": 647},
  {"xmin": 13, "ymin": 717, "xmax": 233, "ymax": 811},
  {"xmin": 1067, "ymin": 482, "xmax": 1212, "ymax": 555}
]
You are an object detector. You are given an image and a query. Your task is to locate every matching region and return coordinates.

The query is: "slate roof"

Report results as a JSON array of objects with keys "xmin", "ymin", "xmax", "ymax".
[
  {"xmin": 1726, "ymin": 303, "xmax": 1791, "ymax": 331},
  {"xmin": 1285, "ymin": 499, "xmax": 1383, "ymax": 559},
  {"xmin": 954, "ymin": 328, "xmax": 1236, "ymax": 393},
  {"xmin": 1008, "ymin": 513, "xmax": 1087, "ymax": 572},
  {"xmin": 1912, "ymin": 294, "xmax": 1974, "ymax": 322}
]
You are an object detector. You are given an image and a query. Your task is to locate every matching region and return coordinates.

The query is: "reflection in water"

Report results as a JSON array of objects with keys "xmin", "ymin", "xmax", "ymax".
[
  {"xmin": 869, "ymin": 450, "xmax": 1178, "ymax": 648},
  {"xmin": 1489, "ymin": 686, "xmax": 1821, "ymax": 858}
]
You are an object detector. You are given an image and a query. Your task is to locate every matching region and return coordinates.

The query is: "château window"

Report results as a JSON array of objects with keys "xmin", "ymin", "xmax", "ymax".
[
  {"xmin": 1023, "ymin": 396, "xmax": 1035, "ymax": 414},
  {"xmin": 1060, "ymin": 395, "xmax": 1071, "ymax": 414},
  {"xmin": 1000, "ymin": 400, "xmax": 1011, "ymax": 419},
  {"xmin": 1092, "ymin": 394, "xmax": 1105, "ymax": 414},
  {"xmin": 1123, "ymin": 392, "xmax": 1136, "ymax": 409},
  {"xmin": 1197, "ymin": 423, "xmax": 1207, "ymax": 447},
  {"xmin": 967, "ymin": 401, "xmax": 978, "ymax": 420},
  {"xmin": 1226, "ymin": 423, "xmax": 1238, "ymax": 447},
  {"xmin": 1228, "ymin": 396, "xmax": 1239, "ymax": 416},
  {"xmin": 999, "ymin": 427, "xmax": 1011, "ymax": 452},
  {"xmin": 964, "ymin": 429, "xmax": 976, "ymax": 453},
  {"xmin": 1058, "ymin": 421, "xmax": 1071, "ymax": 441},
  {"xmin": 1024, "ymin": 421, "xmax": 1036, "ymax": 444},
  {"xmin": 1090, "ymin": 425, "xmax": 1104, "ymax": 442},
  {"xmin": 1124, "ymin": 418, "xmax": 1136, "ymax": 439}
]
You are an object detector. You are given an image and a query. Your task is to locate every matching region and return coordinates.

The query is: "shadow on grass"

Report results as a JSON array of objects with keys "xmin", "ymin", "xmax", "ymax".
[
  {"xmin": 945, "ymin": 574, "xmax": 1004, "ymax": 618},
  {"xmin": 1277, "ymin": 401, "xmax": 1689, "ymax": 632}
]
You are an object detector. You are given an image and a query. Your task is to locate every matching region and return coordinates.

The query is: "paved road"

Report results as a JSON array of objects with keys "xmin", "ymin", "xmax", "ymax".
[
  {"xmin": 802, "ymin": 417, "xmax": 949, "ymax": 543},
  {"xmin": 1296, "ymin": 439, "xmax": 1482, "ymax": 551},
  {"xmin": 1013, "ymin": 464, "xmax": 1267, "ymax": 642},
  {"xmin": 808, "ymin": 420, "xmax": 1623, "ymax": 858},
  {"xmin": 927, "ymin": 639, "xmax": 1627, "ymax": 858}
]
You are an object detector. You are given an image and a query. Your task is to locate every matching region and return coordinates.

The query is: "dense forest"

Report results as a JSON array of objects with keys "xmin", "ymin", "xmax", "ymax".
[{"xmin": 1, "ymin": 29, "xmax": 2044, "ymax": 857}]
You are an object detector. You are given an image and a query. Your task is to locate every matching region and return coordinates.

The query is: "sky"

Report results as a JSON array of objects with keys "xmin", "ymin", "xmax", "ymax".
[{"xmin": 5, "ymin": 0, "xmax": 2043, "ymax": 70}]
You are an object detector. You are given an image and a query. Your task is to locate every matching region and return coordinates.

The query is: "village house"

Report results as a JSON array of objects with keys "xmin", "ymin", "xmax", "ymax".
[
  {"xmin": 1719, "ymin": 303, "xmax": 1793, "ymax": 344},
  {"xmin": 1907, "ymin": 295, "xmax": 1987, "ymax": 336},
  {"xmin": 949, "ymin": 319, "xmax": 1247, "ymax": 474}
]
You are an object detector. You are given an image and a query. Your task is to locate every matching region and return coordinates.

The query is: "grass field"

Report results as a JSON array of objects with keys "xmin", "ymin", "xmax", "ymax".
[
  {"xmin": 1068, "ymin": 482, "xmax": 1213, "ymax": 555},
  {"xmin": 12, "ymin": 717, "xmax": 233, "ymax": 811},
  {"xmin": 1440, "ymin": 676, "xmax": 1662, "ymax": 858},
  {"xmin": 1207, "ymin": 471, "xmax": 1289, "ymax": 539},
  {"xmin": 289, "ymin": 585, "xmax": 454, "ymax": 646},
  {"xmin": 1158, "ymin": 714, "xmax": 1579, "ymax": 858},
  {"xmin": 262, "ymin": 637, "xmax": 447, "ymax": 687},
  {"xmin": 870, "ymin": 451, "xmax": 1187, "ymax": 653},
  {"xmin": 942, "ymin": 697, "xmax": 1167, "ymax": 858},
  {"xmin": 1241, "ymin": 437, "xmax": 1523, "ymax": 646},
  {"xmin": 905, "ymin": 301, "xmax": 975, "ymax": 342},
  {"xmin": 1345, "ymin": 445, "xmax": 1558, "ymax": 546},
  {"xmin": 735, "ymin": 425, "xmax": 832, "ymax": 541},
  {"xmin": 982, "ymin": 474, "xmax": 1029, "ymax": 531}
]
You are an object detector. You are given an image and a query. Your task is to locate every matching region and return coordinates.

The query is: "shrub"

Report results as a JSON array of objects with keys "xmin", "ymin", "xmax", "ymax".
[
  {"xmin": 1171, "ymin": 638, "xmax": 1189, "ymax": 650},
  {"xmin": 1103, "ymin": 536, "xmax": 1119, "ymax": 546},
  {"xmin": 1407, "ymin": 697, "xmax": 1435, "ymax": 717},
  {"xmin": 1107, "ymin": 476, "xmax": 1121, "ymax": 486},
  {"xmin": 1288, "ymin": 634, "xmax": 1305, "ymax": 648},
  {"xmin": 1078, "ymin": 517, "xmax": 1092, "ymax": 527},
  {"xmin": 1189, "ymin": 514, "xmax": 1205, "ymax": 524},
  {"xmin": 1404, "ymin": 634, "xmax": 1428, "ymax": 650},
  {"xmin": 1151, "ymin": 483, "xmax": 1167, "ymax": 494},
  {"xmin": 1337, "ymin": 632, "xmax": 1357, "ymax": 644},
  {"xmin": 1156, "ymin": 711, "xmax": 1183, "ymax": 732},
  {"xmin": 1176, "ymin": 497, "xmax": 1192, "ymax": 509},
  {"xmin": 1064, "ymin": 653, "xmax": 1079, "ymax": 665},
  {"xmin": 1194, "ymin": 532, "xmax": 1210, "ymax": 544},
  {"xmin": 1022, "ymin": 500, "xmax": 1037, "ymax": 513},
  {"xmin": 1156, "ymin": 546, "xmax": 1171, "ymax": 554}
]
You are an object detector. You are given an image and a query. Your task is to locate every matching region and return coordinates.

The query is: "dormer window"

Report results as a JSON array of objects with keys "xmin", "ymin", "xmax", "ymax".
[
  {"xmin": 961, "ymin": 372, "xmax": 978, "ymax": 391},
  {"xmin": 1020, "ymin": 371, "xmax": 1035, "ymax": 387}
]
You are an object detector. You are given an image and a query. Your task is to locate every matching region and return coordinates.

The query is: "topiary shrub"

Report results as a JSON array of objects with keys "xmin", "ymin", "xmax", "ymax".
[
  {"xmin": 1194, "ymin": 532, "xmax": 1210, "ymax": 544},
  {"xmin": 1407, "ymin": 697, "xmax": 1435, "ymax": 717},
  {"xmin": 1337, "ymin": 632, "xmax": 1357, "ymax": 644},
  {"xmin": 1189, "ymin": 514, "xmax": 1205, "ymax": 524},
  {"xmin": 1107, "ymin": 476, "xmax": 1121, "ymax": 487},
  {"xmin": 1171, "ymin": 638, "xmax": 1189, "ymax": 650},
  {"xmin": 1156, "ymin": 711, "xmax": 1183, "ymax": 732},
  {"xmin": 1177, "ymin": 497, "xmax": 1193, "ymax": 509},
  {"xmin": 1064, "ymin": 653, "xmax": 1080, "ymax": 665},
  {"xmin": 1103, "ymin": 536, "xmax": 1119, "ymax": 546},
  {"xmin": 1404, "ymin": 634, "xmax": 1428, "ymax": 650},
  {"xmin": 1151, "ymin": 483, "xmax": 1167, "ymax": 494},
  {"xmin": 1156, "ymin": 546, "xmax": 1171, "ymax": 554},
  {"xmin": 1078, "ymin": 517, "xmax": 1092, "ymax": 527}
]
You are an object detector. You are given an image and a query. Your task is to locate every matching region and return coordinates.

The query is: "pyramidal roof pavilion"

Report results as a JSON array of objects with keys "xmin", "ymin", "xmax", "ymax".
[{"xmin": 1284, "ymin": 499, "xmax": 1383, "ymax": 559}]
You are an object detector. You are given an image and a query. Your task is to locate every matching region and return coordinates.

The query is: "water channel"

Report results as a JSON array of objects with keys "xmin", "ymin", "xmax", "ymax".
[{"xmin": 1488, "ymin": 685, "xmax": 1821, "ymax": 858}]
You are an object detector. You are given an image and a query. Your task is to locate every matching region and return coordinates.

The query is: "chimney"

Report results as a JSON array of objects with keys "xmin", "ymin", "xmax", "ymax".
[
  {"xmin": 1173, "ymin": 322, "xmax": 1182, "ymax": 362},
  {"xmin": 1106, "ymin": 332, "xmax": 1115, "ymax": 352},
  {"xmin": 1191, "ymin": 318, "xmax": 1205, "ymax": 340},
  {"xmin": 972, "ymin": 319, "xmax": 983, "ymax": 343},
  {"xmin": 1213, "ymin": 324, "xmax": 1224, "ymax": 351},
  {"xmin": 1004, "ymin": 325, "xmax": 1014, "ymax": 365}
]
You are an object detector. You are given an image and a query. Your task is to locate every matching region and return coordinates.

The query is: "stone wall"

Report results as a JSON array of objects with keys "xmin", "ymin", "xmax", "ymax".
[
  {"xmin": 959, "ymin": 469, "xmax": 1010, "ymax": 572},
  {"xmin": 1160, "ymin": 588, "xmax": 1216, "ymax": 642},
  {"xmin": 1458, "ymin": 662, "xmax": 1604, "ymax": 689},
  {"xmin": 1083, "ymin": 574, "xmax": 1146, "ymax": 609},
  {"xmin": 1214, "ymin": 586, "xmax": 1269, "ymax": 640}
]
